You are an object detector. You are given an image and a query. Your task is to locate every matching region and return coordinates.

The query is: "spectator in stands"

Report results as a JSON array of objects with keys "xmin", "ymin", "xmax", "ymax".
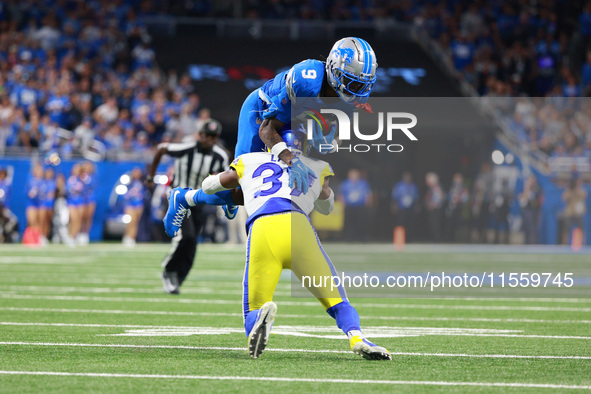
[
  {"xmin": 450, "ymin": 32, "xmax": 475, "ymax": 72},
  {"xmin": 0, "ymin": 95, "xmax": 15, "ymax": 153},
  {"xmin": 561, "ymin": 177, "xmax": 587, "ymax": 244},
  {"xmin": 445, "ymin": 173, "xmax": 470, "ymax": 243},
  {"xmin": 519, "ymin": 175, "xmax": 542, "ymax": 244},
  {"xmin": 94, "ymin": 97, "xmax": 119, "ymax": 126},
  {"xmin": 391, "ymin": 171, "xmax": 419, "ymax": 241},
  {"xmin": 338, "ymin": 169, "xmax": 373, "ymax": 242},
  {"xmin": 424, "ymin": 172, "xmax": 445, "ymax": 243},
  {"xmin": 123, "ymin": 167, "xmax": 145, "ymax": 247}
]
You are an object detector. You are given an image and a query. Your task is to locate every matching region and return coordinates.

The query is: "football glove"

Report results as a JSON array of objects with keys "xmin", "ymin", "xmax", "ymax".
[
  {"xmin": 310, "ymin": 121, "xmax": 337, "ymax": 154},
  {"xmin": 289, "ymin": 157, "xmax": 316, "ymax": 194}
]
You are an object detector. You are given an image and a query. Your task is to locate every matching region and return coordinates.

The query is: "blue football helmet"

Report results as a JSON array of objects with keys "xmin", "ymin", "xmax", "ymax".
[
  {"xmin": 278, "ymin": 128, "xmax": 311, "ymax": 157},
  {"xmin": 326, "ymin": 37, "xmax": 378, "ymax": 103}
]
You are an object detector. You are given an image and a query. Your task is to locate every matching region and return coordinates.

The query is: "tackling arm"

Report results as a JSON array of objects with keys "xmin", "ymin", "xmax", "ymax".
[
  {"xmin": 202, "ymin": 168, "xmax": 241, "ymax": 194},
  {"xmin": 259, "ymin": 117, "xmax": 294, "ymax": 165},
  {"xmin": 314, "ymin": 177, "xmax": 335, "ymax": 215}
]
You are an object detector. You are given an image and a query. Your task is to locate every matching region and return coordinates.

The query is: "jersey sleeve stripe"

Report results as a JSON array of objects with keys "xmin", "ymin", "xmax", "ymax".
[
  {"xmin": 320, "ymin": 164, "xmax": 335, "ymax": 185},
  {"xmin": 230, "ymin": 157, "xmax": 245, "ymax": 180}
]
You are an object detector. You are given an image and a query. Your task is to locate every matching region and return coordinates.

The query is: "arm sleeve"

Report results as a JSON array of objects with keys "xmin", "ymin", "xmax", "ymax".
[{"xmin": 314, "ymin": 188, "xmax": 335, "ymax": 215}]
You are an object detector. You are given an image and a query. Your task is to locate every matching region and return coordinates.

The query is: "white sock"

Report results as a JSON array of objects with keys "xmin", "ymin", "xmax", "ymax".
[
  {"xmin": 184, "ymin": 190, "xmax": 197, "ymax": 207},
  {"xmin": 347, "ymin": 330, "xmax": 363, "ymax": 340}
]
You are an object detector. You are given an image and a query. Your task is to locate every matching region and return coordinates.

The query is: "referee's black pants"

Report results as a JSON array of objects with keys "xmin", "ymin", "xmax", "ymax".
[{"xmin": 161, "ymin": 206, "xmax": 203, "ymax": 285}]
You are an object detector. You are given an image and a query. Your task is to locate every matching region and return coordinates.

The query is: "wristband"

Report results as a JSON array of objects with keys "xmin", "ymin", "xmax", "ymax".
[
  {"xmin": 271, "ymin": 142, "xmax": 288, "ymax": 158},
  {"xmin": 202, "ymin": 174, "xmax": 230, "ymax": 194}
]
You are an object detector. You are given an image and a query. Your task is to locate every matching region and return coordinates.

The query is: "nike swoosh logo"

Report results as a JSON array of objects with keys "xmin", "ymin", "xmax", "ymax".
[
  {"xmin": 172, "ymin": 190, "xmax": 179, "ymax": 209},
  {"xmin": 292, "ymin": 74, "xmax": 296, "ymax": 84}
]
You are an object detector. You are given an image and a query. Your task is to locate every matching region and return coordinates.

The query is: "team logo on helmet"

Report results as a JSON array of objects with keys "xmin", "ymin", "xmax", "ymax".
[{"xmin": 332, "ymin": 43, "xmax": 355, "ymax": 66}]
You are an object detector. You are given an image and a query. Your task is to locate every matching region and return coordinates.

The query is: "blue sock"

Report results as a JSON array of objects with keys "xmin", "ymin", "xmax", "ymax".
[
  {"xmin": 326, "ymin": 301, "xmax": 361, "ymax": 335},
  {"xmin": 193, "ymin": 189, "xmax": 234, "ymax": 206},
  {"xmin": 244, "ymin": 309, "xmax": 259, "ymax": 336}
]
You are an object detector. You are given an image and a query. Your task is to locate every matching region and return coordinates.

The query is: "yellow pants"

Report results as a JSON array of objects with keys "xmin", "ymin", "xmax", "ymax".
[{"xmin": 242, "ymin": 212, "xmax": 346, "ymax": 317}]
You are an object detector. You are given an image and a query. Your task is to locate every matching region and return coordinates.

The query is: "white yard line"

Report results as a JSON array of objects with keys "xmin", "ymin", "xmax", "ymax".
[
  {"xmin": 0, "ymin": 342, "xmax": 590, "ymax": 361},
  {"xmin": 0, "ymin": 285, "xmax": 290, "ymax": 297},
  {"xmin": 0, "ymin": 307, "xmax": 240, "ymax": 317},
  {"xmin": 3, "ymin": 321, "xmax": 590, "ymax": 340},
  {"xmin": 4, "ymin": 370, "xmax": 590, "ymax": 390},
  {"xmin": 1, "ymin": 293, "xmax": 591, "ymax": 312},
  {"xmin": 0, "ymin": 257, "xmax": 95, "ymax": 264},
  {"xmin": 1, "ymin": 285, "xmax": 588, "ymax": 302},
  {"xmin": 2, "ymin": 307, "xmax": 591, "ymax": 324}
]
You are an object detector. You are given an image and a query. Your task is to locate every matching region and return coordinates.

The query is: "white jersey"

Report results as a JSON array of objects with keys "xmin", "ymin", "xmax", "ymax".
[{"xmin": 230, "ymin": 152, "xmax": 333, "ymax": 220}]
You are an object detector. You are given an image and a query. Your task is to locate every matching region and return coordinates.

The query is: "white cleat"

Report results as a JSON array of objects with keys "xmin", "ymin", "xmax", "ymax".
[
  {"xmin": 351, "ymin": 337, "xmax": 392, "ymax": 361},
  {"xmin": 247, "ymin": 301, "xmax": 277, "ymax": 359}
]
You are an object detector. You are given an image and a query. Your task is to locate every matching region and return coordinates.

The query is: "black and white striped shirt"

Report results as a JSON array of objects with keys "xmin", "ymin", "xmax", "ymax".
[{"xmin": 168, "ymin": 142, "xmax": 229, "ymax": 189}]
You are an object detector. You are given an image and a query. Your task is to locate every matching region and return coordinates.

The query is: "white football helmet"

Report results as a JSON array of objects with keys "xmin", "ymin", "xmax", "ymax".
[{"xmin": 326, "ymin": 37, "xmax": 378, "ymax": 103}]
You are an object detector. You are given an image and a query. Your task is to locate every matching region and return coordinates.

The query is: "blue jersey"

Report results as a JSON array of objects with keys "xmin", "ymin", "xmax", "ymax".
[
  {"xmin": 66, "ymin": 176, "xmax": 84, "ymax": 202},
  {"xmin": 235, "ymin": 60, "xmax": 325, "ymax": 156},
  {"xmin": 392, "ymin": 181, "xmax": 419, "ymax": 210},
  {"xmin": 81, "ymin": 173, "xmax": 96, "ymax": 202},
  {"xmin": 45, "ymin": 95, "xmax": 71, "ymax": 127},
  {"xmin": 259, "ymin": 59, "xmax": 325, "ymax": 123},
  {"xmin": 124, "ymin": 180, "xmax": 145, "ymax": 207},
  {"xmin": 26, "ymin": 177, "xmax": 43, "ymax": 205},
  {"xmin": 339, "ymin": 179, "xmax": 371, "ymax": 207},
  {"xmin": 40, "ymin": 179, "xmax": 56, "ymax": 207}
]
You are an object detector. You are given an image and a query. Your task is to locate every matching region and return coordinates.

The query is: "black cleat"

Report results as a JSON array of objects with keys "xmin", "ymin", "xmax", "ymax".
[{"xmin": 161, "ymin": 271, "xmax": 180, "ymax": 295}]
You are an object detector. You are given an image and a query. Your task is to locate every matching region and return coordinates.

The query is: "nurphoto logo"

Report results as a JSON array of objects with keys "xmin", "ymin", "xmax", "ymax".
[{"xmin": 306, "ymin": 109, "xmax": 418, "ymax": 153}]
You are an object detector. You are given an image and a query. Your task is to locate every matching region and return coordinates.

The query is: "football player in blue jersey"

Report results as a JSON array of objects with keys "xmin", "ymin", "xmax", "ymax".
[{"xmin": 234, "ymin": 37, "xmax": 378, "ymax": 195}]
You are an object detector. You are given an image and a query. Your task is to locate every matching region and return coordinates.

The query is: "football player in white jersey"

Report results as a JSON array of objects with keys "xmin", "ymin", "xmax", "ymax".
[{"xmin": 163, "ymin": 129, "xmax": 391, "ymax": 361}]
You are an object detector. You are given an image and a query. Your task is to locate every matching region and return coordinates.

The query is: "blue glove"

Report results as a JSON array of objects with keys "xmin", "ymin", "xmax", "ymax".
[
  {"xmin": 310, "ymin": 122, "xmax": 336, "ymax": 154},
  {"xmin": 289, "ymin": 157, "xmax": 316, "ymax": 194},
  {"xmin": 222, "ymin": 204, "xmax": 238, "ymax": 220}
]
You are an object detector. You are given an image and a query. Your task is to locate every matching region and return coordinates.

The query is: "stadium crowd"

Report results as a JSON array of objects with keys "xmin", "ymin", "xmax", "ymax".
[
  {"xmin": 0, "ymin": 0, "xmax": 212, "ymax": 160},
  {"xmin": 2, "ymin": 0, "xmax": 590, "ymax": 162}
]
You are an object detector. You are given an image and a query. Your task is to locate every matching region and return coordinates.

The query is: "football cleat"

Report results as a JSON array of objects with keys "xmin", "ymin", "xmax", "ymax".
[
  {"xmin": 161, "ymin": 271, "xmax": 180, "ymax": 295},
  {"xmin": 350, "ymin": 336, "xmax": 392, "ymax": 361},
  {"xmin": 247, "ymin": 301, "xmax": 277, "ymax": 359},
  {"xmin": 163, "ymin": 187, "xmax": 191, "ymax": 237},
  {"xmin": 223, "ymin": 204, "xmax": 238, "ymax": 220}
]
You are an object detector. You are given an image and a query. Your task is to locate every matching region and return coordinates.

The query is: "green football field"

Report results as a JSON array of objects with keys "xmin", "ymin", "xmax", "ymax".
[{"xmin": 0, "ymin": 243, "xmax": 590, "ymax": 392}]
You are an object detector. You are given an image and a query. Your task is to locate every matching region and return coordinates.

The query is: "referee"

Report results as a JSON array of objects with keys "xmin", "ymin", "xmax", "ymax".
[{"xmin": 147, "ymin": 119, "xmax": 229, "ymax": 294}]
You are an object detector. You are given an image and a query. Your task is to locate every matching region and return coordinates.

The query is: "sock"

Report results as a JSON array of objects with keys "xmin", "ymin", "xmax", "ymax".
[
  {"xmin": 326, "ymin": 301, "xmax": 361, "ymax": 335},
  {"xmin": 244, "ymin": 309, "xmax": 260, "ymax": 336},
  {"xmin": 347, "ymin": 329, "xmax": 363, "ymax": 340},
  {"xmin": 185, "ymin": 189, "xmax": 234, "ymax": 207}
]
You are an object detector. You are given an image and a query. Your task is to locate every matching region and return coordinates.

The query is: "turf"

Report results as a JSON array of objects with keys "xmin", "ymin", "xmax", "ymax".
[{"xmin": 0, "ymin": 243, "xmax": 590, "ymax": 392}]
